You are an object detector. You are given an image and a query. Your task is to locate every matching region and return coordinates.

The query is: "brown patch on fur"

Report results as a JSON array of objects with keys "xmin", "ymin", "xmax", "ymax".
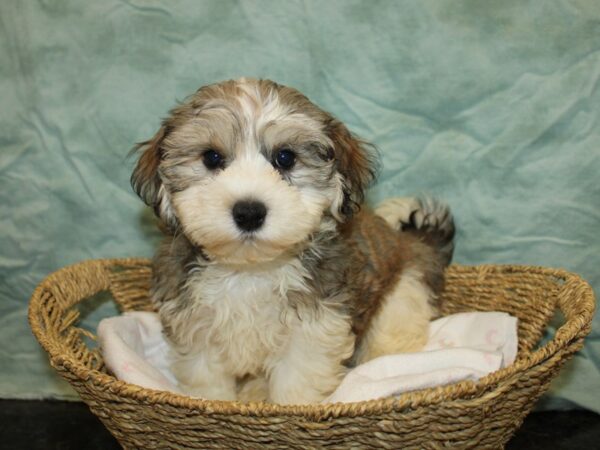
[
  {"xmin": 343, "ymin": 209, "xmax": 446, "ymax": 345},
  {"xmin": 343, "ymin": 210, "xmax": 409, "ymax": 339}
]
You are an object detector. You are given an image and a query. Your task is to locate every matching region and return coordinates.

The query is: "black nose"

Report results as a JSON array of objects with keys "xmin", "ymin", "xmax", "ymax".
[{"xmin": 232, "ymin": 200, "xmax": 267, "ymax": 232}]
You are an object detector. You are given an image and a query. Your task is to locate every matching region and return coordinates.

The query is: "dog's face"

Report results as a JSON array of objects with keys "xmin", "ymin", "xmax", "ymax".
[{"xmin": 132, "ymin": 79, "xmax": 375, "ymax": 264}]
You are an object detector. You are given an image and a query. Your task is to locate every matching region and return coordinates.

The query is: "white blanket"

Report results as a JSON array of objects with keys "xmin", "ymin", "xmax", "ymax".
[{"xmin": 98, "ymin": 311, "xmax": 518, "ymax": 403}]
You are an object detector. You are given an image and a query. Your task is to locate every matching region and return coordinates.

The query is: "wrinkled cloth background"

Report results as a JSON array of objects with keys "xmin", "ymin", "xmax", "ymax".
[{"xmin": 1, "ymin": 0, "xmax": 599, "ymax": 411}]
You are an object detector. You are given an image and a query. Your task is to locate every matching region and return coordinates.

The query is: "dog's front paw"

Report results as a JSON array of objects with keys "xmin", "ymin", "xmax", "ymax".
[{"xmin": 172, "ymin": 353, "xmax": 238, "ymax": 401}]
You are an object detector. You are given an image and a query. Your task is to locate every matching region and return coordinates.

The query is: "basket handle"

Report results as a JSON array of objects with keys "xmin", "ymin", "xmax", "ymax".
[
  {"xmin": 553, "ymin": 272, "xmax": 595, "ymax": 348},
  {"xmin": 28, "ymin": 259, "xmax": 119, "ymax": 363},
  {"xmin": 29, "ymin": 258, "xmax": 153, "ymax": 350}
]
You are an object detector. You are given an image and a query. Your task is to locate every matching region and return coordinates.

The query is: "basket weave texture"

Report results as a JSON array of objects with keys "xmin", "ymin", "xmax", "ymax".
[{"xmin": 29, "ymin": 258, "xmax": 595, "ymax": 449}]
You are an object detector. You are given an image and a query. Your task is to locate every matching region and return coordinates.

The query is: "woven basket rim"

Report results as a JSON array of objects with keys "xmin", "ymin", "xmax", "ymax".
[{"xmin": 29, "ymin": 258, "xmax": 596, "ymax": 420}]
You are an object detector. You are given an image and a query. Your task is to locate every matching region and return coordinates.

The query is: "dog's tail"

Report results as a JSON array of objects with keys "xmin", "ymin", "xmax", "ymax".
[
  {"xmin": 375, "ymin": 196, "xmax": 456, "ymax": 267},
  {"xmin": 403, "ymin": 196, "xmax": 455, "ymax": 267}
]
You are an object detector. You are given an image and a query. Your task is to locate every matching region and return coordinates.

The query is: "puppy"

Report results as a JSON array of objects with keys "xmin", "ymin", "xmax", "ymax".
[{"xmin": 131, "ymin": 78, "xmax": 455, "ymax": 404}]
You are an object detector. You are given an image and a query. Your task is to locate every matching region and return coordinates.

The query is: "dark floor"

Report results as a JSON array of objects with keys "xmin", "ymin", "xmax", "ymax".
[{"xmin": 0, "ymin": 400, "xmax": 599, "ymax": 449}]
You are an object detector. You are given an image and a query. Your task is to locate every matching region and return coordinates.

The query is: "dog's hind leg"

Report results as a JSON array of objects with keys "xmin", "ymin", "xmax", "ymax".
[
  {"xmin": 353, "ymin": 196, "xmax": 456, "ymax": 365},
  {"xmin": 353, "ymin": 268, "xmax": 434, "ymax": 364}
]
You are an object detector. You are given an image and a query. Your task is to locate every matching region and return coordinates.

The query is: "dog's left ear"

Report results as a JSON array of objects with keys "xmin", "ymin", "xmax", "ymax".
[{"xmin": 327, "ymin": 120, "xmax": 378, "ymax": 220}]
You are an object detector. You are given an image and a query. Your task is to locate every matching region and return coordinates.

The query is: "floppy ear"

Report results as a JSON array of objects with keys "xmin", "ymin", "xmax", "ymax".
[
  {"xmin": 130, "ymin": 125, "xmax": 178, "ymax": 229},
  {"xmin": 327, "ymin": 120, "xmax": 378, "ymax": 219},
  {"xmin": 131, "ymin": 125, "xmax": 167, "ymax": 207}
]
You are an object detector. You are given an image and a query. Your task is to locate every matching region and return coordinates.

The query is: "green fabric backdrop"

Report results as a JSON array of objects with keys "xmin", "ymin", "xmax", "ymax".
[{"xmin": 1, "ymin": 0, "xmax": 599, "ymax": 411}]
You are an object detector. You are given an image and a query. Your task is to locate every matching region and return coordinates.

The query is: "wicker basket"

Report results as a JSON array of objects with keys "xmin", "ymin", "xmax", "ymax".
[{"xmin": 29, "ymin": 258, "xmax": 595, "ymax": 449}]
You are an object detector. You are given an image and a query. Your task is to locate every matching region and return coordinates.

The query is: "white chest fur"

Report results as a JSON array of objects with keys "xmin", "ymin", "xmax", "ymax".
[{"xmin": 182, "ymin": 257, "xmax": 312, "ymax": 376}]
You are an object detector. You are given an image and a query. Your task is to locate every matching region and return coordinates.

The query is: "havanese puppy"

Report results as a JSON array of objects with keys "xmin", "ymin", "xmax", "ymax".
[{"xmin": 131, "ymin": 78, "xmax": 455, "ymax": 404}]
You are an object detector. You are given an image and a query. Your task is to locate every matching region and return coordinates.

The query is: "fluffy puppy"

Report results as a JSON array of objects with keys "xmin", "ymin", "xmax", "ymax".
[{"xmin": 131, "ymin": 78, "xmax": 455, "ymax": 404}]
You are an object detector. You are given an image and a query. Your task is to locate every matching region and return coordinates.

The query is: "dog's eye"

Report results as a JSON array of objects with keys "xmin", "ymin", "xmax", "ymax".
[
  {"xmin": 202, "ymin": 149, "xmax": 224, "ymax": 170},
  {"xmin": 274, "ymin": 148, "xmax": 296, "ymax": 170}
]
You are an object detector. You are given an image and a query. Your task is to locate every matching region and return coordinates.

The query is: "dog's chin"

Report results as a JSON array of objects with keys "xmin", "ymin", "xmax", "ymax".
[{"xmin": 201, "ymin": 236, "xmax": 306, "ymax": 266}]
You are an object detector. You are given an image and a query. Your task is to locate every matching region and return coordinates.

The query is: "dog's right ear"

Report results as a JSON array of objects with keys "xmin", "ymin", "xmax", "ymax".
[{"xmin": 130, "ymin": 125, "xmax": 168, "ymax": 209}]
